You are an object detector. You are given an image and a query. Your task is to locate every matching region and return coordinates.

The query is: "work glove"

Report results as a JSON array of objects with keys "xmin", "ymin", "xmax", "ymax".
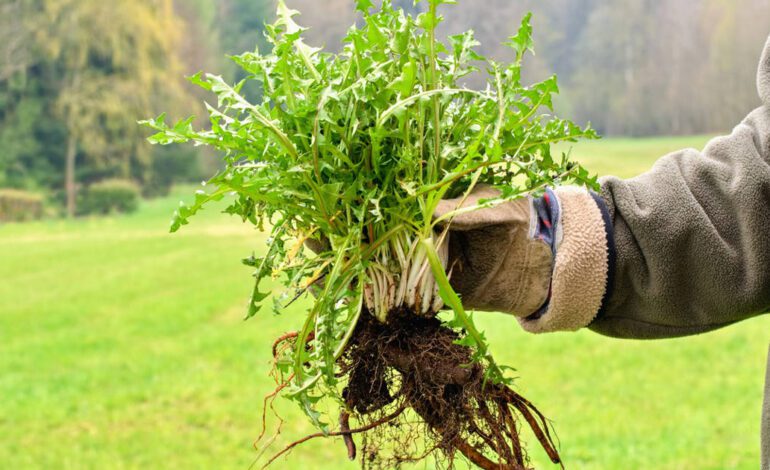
[
  {"xmin": 434, "ymin": 185, "xmax": 553, "ymax": 317},
  {"xmin": 434, "ymin": 185, "xmax": 614, "ymax": 333}
]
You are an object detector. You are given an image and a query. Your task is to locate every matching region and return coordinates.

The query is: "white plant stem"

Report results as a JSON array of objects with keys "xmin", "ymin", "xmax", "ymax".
[{"xmin": 364, "ymin": 231, "xmax": 448, "ymax": 322}]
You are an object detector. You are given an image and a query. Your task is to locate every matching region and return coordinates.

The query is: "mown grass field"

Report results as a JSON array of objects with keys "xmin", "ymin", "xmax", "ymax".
[{"xmin": 2, "ymin": 135, "xmax": 769, "ymax": 469}]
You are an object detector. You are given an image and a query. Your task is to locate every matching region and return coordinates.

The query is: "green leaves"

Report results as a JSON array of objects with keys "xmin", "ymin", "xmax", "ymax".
[
  {"xmin": 275, "ymin": 1, "xmax": 305, "ymax": 36},
  {"xmin": 168, "ymin": 185, "xmax": 229, "ymax": 232},
  {"xmin": 355, "ymin": 0, "xmax": 375, "ymax": 13},
  {"xmin": 242, "ymin": 254, "xmax": 272, "ymax": 318},
  {"xmin": 449, "ymin": 30, "xmax": 482, "ymax": 63},
  {"xmin": 392, "ymin": 59, "xmax": 417, "ymax": 97},
  {"xmin": 141, "ymin": 1, "xmax": 598, "ymax": 434},
  {"xmin": 506, "ymin": 12, "xmax": 535, "ymax": 60},
  {"xmin": 139, "ymin": 114, "xmax": 194, "ymax": 146}
]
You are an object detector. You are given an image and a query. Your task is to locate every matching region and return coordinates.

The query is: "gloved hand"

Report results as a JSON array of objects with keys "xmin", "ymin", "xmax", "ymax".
[
  {"xmin": 435, "ymin": 184, "xmax": 613, "ymax": 333},
  {"xmin": 434, "ymin": 185, "xmax": 553, "ymax": 317}
]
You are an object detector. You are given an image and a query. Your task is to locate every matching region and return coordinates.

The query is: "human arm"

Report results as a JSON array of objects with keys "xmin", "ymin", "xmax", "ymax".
[
  {"xmin": 439, "ymin": 35, "xmax": 770, "ymax": 339},
  {"xmin": 592, "ymin": 34, "xmax": 770, "ymax": 338}
]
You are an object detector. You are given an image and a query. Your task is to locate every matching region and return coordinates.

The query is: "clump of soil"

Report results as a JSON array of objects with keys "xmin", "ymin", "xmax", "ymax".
[{"xmin": 266, "ymin": 311, "xmax": 561, "ymax": 470}]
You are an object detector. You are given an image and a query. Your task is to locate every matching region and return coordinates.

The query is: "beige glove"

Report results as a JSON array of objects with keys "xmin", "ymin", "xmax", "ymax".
[
  {"xmin": 434, "ymin": 185, "xmax": 552, "ymax": 317},
  {"xmin": 435, "ymin": 185, "xmax": 613, "ymax": 333}
]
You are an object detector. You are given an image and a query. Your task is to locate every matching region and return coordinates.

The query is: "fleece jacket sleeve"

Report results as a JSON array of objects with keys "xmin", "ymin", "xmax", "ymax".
[{"xmin": 589, "ymin": 35, "xmax": 770, "ymax": 339}]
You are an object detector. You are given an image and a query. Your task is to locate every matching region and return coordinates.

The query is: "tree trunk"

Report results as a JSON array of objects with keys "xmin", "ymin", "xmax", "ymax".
[{"xmin": 65, "ymin": 134, "xmax": 77, "ymax": 218}]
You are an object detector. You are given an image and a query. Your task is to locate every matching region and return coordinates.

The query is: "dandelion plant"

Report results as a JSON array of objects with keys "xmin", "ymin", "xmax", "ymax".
[{"xmin": 142, "ymin": 1, "xmax": 596, "ymax": 467}]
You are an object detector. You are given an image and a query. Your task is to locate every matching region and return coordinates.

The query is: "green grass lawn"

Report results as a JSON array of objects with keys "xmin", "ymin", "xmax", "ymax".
[{"xmin": 2, "ymin": 134, "xmax": 768, "ymax": 469}]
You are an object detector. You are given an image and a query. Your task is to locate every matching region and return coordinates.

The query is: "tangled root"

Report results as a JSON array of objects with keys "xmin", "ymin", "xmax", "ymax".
[{"xmin": 264, "ymin": 311, "xmax": 561, "ymax": 469}]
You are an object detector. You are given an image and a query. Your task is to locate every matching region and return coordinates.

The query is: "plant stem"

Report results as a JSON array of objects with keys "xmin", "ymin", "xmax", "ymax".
[
  {"xmin": 421, "ymin": 237, "xmax": 484, "ymax": 351},
  {"xmin": 428, "ymin": 1, "xmax": 441, "ymax": 180}
]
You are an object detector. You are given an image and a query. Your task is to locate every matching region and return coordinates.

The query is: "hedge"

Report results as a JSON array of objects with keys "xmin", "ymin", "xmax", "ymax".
[
  {"xmin": 79, "ymin": 179, "xmax": 140, "ymax": 215},
  {"xmin": 0, "ymin": 189, "xmax": 44, "ymax": 222}
]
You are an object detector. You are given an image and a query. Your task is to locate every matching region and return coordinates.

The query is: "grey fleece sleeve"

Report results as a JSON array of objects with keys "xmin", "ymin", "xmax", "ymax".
[{"xmin": 589, "ymin": 35, "xmax": 770, "ymax": 339}]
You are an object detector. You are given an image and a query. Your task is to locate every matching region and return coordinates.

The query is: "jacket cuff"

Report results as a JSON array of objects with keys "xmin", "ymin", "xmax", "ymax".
[{"xmin": 518, "ymin": 187, "xmax": 612, "ymax": 333}]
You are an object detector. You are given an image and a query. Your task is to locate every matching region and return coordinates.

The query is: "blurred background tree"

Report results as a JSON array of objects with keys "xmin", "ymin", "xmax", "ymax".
[
  {"xmin": 36, "ymin": 0, "xmax": 192, "ymax": 216},
  {"xmin": 0, "ymin": 0, "xmax": 768, "ymax": 215},
  {"xmin": 215, "ymin": 0, "xmax": 272, "ymax": 94}
]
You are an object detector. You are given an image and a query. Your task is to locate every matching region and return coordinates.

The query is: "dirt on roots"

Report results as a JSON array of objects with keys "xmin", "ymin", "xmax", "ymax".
[{"xmin": 265, "ymin": 311, "xmax": 562, "ymax": 470}]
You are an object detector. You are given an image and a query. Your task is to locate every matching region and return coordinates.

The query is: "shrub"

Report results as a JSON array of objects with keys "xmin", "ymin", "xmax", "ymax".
[
  {"xmin": 79, "ymin": 178, "xmax": 140, "ymax": 215},
  {"xmin": 0, "ymin": 189, "xmax": 44, "ymax": 222},
  {"xmin": 143, "ymin": 145, "xmax": 206, "ymax": 198}
]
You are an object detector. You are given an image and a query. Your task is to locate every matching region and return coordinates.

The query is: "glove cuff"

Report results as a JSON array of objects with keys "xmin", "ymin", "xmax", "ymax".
[{"xmin": 518, "ymin": 187, "xmax": 613, "ymax": 333}]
